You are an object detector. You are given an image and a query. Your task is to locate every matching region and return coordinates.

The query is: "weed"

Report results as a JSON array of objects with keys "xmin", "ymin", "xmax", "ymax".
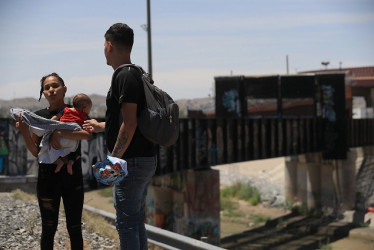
[
  {"xmin": 275, "ymin": 218, "xmax": 287, "ymax": 229},
  {"xmin": 98, "ymin": 187, "xmax": 114, "ymax": 198},
  {"xmin": 221, "ymin": 185, "xmax": 237, "ymax": 198},
  {"xmin": 249, "ymin": 193, "xmax": 261, "ymax": 205},
  {"xmin": 223, "ymin": 210, "xmax": 244, "ymax": 218},
  {"xmin": 358, "ymin": 222, "xmax": 369, "ymax": 228},
  {"xmin": 249, "ymin": 214, "xmax": 268, "ymax": 223},
  {"xmin": 318, "ymin": 237, "xmax": 332, "ymax": 250},
  {"xmin": 82, "ymin": 210, "xmax": 120, "ymax": 248},
  {"xmin": 11, "ymin": 189, "xmax": 36, "ymax": 200},
  {"xmin": 27, "ymin": 212, "xmax": 38, "ymax": 235},
  {"xmin": 221, "ymin": 181, "xmax": 261, "ymax": 205},
  {"xmin": 220, "ymin": 197, "xmax": 237, "ymax": 211},
  {"xmin": 283, "ymin": 199, "xmax": 293, "ymax": 210},
  {"xmin": 220, "ymin": 197, "xmax": 244, "ymax": 217},
  {"xmin": 292, "ymin": 202, "xmax": 309, "ymax": 215}
]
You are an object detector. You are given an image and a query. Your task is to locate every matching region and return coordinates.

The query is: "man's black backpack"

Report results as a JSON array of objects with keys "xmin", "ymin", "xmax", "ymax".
[{"xmin": 126, "ymin": 64, "xmax": 179, "ymax": 147}]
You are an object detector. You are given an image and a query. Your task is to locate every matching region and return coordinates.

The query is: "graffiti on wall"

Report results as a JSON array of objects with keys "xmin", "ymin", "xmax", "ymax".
[
  {"xmin": 195, "ymin": 122, "xmax": 207, "ymax": 166},
  {"xmin": 222, "ymin": 89, "xmax": 241, "ymax": 117},
  {"xmin": 318, "ymin": 74, "xmax": 347, "ymax": 159},
  {"xmin": 4, "ymin": 118, "xmax": 107, "ymax": 179},
  {"xmin": 80, "ymin": 134, "xmax": 107, "ymax": 181},
  {"xmin": 146, "ymin": 170, "xmax": 221, "ymax": 244},
  {"xmin": 7, "ymin": 123, "xmax": 29, "ymax": 175},
  {"xmin": 0, "ymin": 120, "xmax": 9, "ymax": 174},
  {"xmin": 321, "ymin": 85, "xmax": 336, "ymax": 122}
]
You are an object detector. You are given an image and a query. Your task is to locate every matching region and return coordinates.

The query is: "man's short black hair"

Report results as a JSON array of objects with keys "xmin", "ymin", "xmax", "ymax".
[{"xmin": 105, "ymin": 23, "xmax": 134, "ymax": 51}]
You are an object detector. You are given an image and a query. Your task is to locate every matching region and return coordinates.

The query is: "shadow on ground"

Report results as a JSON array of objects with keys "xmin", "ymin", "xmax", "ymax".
[{"xmin": 220, "ymin": 212, "xmax": 354, "ymax": 250}]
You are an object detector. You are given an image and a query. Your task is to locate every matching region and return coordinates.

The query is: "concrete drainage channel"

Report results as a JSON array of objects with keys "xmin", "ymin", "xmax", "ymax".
[{"xmin": 83, "ymin": 205, "xmax": 226, "ymax": 250}]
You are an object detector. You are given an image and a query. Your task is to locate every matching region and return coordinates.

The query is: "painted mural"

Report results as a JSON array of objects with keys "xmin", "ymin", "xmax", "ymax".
[
  {"xmin": 80, "ymin": 133, "xmax": 107, "ymax": 183},
  {"xmin": 147, "ymin": 169, "xmax": 221, "ymax": 245},
  {"xmin": 0, "ymin": 119, "xmax": 9, "ymax": 174}
]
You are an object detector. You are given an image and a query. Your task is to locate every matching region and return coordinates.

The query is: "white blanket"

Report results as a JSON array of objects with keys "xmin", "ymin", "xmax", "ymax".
[{"xmin": 10, "ymin": 108, "xmax": 82, "ymax": 164}]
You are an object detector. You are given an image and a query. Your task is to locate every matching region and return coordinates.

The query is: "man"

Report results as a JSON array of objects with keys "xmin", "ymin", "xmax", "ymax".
[{"xmin": 83, "ymin": 23, "xmax": 157, "ymax": 250}]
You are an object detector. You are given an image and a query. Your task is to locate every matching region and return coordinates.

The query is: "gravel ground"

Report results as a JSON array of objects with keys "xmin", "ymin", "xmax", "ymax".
[{"xmin": 0, "ymin": 192, "xmax": 117, "ymax": 250}]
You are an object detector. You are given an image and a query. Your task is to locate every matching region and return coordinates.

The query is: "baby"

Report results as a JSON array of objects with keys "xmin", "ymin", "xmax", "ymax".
[{"xmin": 52, "ymin": 93, "xmax": 92, "ymax": 175}]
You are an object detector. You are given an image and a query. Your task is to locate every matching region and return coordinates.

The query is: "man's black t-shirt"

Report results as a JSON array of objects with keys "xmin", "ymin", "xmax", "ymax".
[{"xmin": 105, "ymin": 65, "xmax": 155, "ymax": 159}]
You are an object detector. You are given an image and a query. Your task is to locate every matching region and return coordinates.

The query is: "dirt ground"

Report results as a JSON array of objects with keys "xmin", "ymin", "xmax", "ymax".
[
  {"xmin": 84, "ymin": 157, "xmax": 290, "ymax": 239},
  {"xmin": 220, "ymin": 201, "xmax": 290, "ymax": 238},
  {"xmin": 84, "ymin": 189, "xmax": 115, "ymax": 214},
  {"xmin": 84, "ymin": 187, "xmax": 289, "ymax": 238},
  {"xmin": 84, "ymin": 158, "xmax": 374, "ymax": 249}
]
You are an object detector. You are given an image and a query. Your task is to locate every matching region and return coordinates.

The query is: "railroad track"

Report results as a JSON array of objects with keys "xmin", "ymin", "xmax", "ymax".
[{"xmin": 220, "ymin": 213, "xmax": 353, "ymax": 250}]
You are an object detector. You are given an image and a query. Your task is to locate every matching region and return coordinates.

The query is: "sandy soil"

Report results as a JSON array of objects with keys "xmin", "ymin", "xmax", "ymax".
[{"xmin": 84, "ymin": 188, "xmax": 115, "ymax": 214}]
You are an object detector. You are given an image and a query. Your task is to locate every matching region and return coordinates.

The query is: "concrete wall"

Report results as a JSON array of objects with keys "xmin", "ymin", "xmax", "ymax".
[
  {"xmin": 0, "ymin": 175, "xmax": 37, "ymax": 193},
  {"xmin": 285, "ymin": 146, "xmax": 374, "ymax": 215},
  {"xmin": 146, "ymin": 169, "xmax": 221, "ymax": 245}
]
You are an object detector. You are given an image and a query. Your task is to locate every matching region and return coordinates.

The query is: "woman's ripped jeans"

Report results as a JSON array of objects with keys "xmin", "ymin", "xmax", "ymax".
[{"xmin": 37, "ymin": 162, "xmax": 84, "ymax": 250}]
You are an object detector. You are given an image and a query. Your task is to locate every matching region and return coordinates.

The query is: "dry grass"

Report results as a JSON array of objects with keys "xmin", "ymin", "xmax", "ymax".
[
  {"xmin": 82, "ymin": 210, "xmax": 120, "ymax": 248},
  {"xmin": 11, "ymin": 188, "xmax": 36, "ymax": 200}
]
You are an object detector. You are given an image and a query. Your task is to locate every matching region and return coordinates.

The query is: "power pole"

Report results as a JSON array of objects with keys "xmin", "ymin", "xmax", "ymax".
[{"xmin": 147, "ymin": 0, "xmax": 153, "ymax": 78}]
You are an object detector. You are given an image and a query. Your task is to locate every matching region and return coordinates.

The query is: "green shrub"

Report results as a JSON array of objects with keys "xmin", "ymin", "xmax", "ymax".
[
  {"xmin": 220, "ymin": 197, "xmax": 237, "ymax": 211},
  {"xmin": 221, "ymin": 185, "xmax": 238, "ymax": 198},
  {"xmin": 221, "ymin": 181, "xmax": 261, "ymax": 205},
  {"xmin": 249, "ymin": 193, "xmax": 261, "ymax": 205},
  {"xmin": 249, "ymin": 214, "xmax": 268, "ymax": 223},
  {"xmin": 220, "ymin": 197, "xmax": 243, "ymax": 217}
]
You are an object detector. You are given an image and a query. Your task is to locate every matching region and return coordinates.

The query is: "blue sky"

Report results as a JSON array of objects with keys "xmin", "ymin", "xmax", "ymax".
[{"xmin": 0, "ymin": 0, "xmax": 373, "ymax": 101}]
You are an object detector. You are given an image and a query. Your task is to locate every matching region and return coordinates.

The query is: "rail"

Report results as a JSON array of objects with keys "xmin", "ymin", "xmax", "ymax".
[{"xmin": 83, "ymin": 204, "xmax": 226, "ymax": 250}]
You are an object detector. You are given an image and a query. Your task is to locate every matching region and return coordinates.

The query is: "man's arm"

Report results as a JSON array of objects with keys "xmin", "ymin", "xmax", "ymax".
[
  {"xmin": 111, "ymin": 102, "xmax": 137, "ymax": 158},
  {"xmin": 83, "ymin": 119, "xmax": 105, "ymax": 133}
]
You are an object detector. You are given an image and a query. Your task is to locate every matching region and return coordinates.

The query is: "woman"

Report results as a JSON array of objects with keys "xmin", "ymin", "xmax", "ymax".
[{"xmin": 16, "ymin": 72, "xmax": 92, "ymax": 249}]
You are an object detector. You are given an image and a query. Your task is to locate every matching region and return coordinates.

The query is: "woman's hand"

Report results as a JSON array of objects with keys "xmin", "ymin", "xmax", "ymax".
[
  {"xmin": 16, "ymin": 112, "xmax": 29, "ymax": 133},
  {"xmin": 50, "ymin": 130, "xmax": 62, "ymax": 150},
  {"xmin": 83, "ymin": 119, "xmax": 105, "ymax": 133},
  {"xmin": 16, "ymin": 112, "xmax": 41, "ymax": 157}
]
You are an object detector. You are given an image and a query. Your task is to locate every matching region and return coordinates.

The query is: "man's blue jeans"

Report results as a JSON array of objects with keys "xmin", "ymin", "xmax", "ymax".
[{"xmin": 113, "ymin": 156, "xmax": 157, "ymax": 250}]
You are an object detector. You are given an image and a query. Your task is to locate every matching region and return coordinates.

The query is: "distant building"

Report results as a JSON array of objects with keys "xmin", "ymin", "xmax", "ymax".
[{"xmin": 299, "ymin": 66, "xmax": 374, "ymax": 118}]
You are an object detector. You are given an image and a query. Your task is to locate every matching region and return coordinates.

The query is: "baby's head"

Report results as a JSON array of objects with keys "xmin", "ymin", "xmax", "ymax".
[{"xmin": 73, "ymin": 93, "xmax": 92, "ymax": 115}]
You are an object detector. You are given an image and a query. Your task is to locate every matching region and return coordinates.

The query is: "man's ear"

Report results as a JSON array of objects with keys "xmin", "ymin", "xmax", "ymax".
[{"xmin": 108, "ymin": 41, "xmax": 114, "ymax": 52}]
